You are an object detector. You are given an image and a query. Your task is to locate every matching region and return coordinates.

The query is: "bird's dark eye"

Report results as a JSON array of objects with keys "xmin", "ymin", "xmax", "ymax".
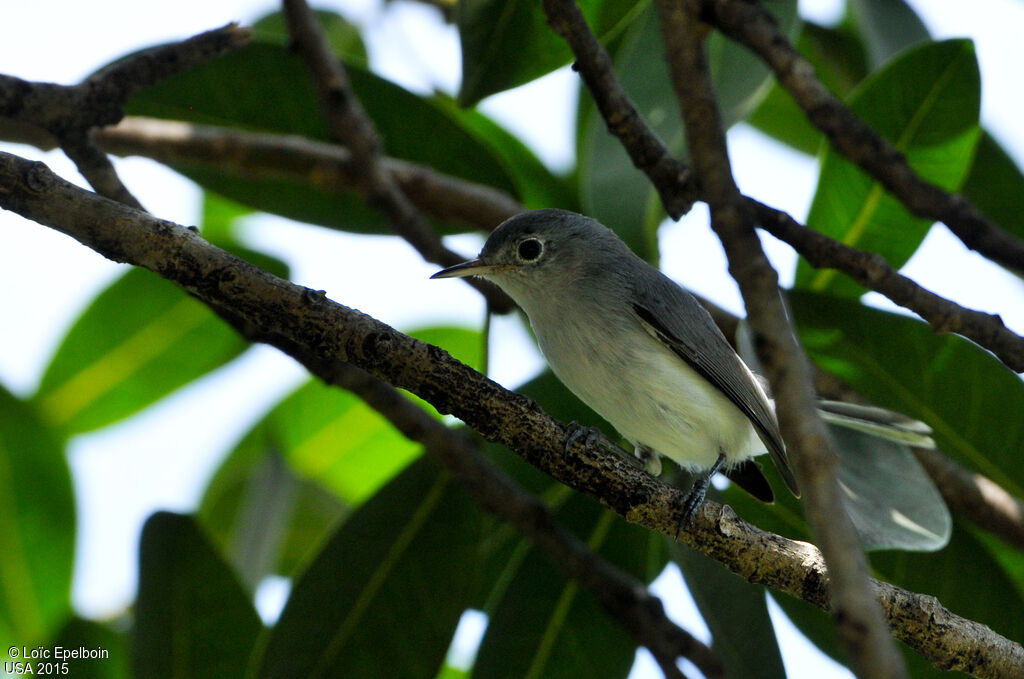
[{"xmin": 517, "ymin": 238, "xmax": 543, "ymax": 261}]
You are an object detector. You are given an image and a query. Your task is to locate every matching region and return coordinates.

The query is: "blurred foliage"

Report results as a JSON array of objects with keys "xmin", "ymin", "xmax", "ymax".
[{"xmin": 5, "ymin": 2, "xmax": 1024, "ymax": 678}]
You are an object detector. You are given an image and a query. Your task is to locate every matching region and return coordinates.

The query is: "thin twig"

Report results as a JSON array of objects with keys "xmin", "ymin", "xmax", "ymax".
[
  {"xmin": 654, "ymin": 2, "xmax": 908, "ymax": 677},
  {"xmin": 2, "ymin": 150, "xmax": 1022, "ymax": 677},
  {"xmin": 700, "ymin": 0, "xmax": 1024, "ymax": 276},
  {"xmin": 94, "ymin": 117, "xmax": 522, "ymax": 230},
  {"xmin": 752, "ymin": 200, "xmax": 1024, "ymax": 372},
  {"xmin": 542, "ymin": 0, "xmax": 699, "ymax": 219},
  {"xmin": 281, "ymin": 0, "xmax": 514, "ymax": 312}
]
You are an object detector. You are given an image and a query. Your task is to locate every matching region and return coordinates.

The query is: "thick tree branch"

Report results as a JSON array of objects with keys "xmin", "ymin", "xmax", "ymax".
[
  {"xmin": 281, "ymin": 0, "xmax": 513, "ymax": 313},
  {"xmin": 654, "ymin": 3, "xmax": 907, "ymax": 678},
  {"xmin": 2, "ymin": 151, "xmax": 1022, "ymax": 679},
  {"xmin": 699, "ymin": 0, "xmax": 1024, "ymax": 276},
  {"xmin": 912, "ymin": 448, "xmax": 1024, "ymax": 551}
]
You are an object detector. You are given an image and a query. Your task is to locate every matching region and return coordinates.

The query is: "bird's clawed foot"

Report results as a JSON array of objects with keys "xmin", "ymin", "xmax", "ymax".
[{"xmin": 674, "ymin": 451, "xmax": 727, "ymax": 540}]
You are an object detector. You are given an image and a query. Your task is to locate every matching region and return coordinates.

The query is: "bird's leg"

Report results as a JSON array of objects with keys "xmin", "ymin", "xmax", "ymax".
[
  {"xmin": 564, "ymin": 421, "xmax": 603, "ymax": 452},
  {"xmin": 675, "ymin": 451, "xmax": 727, "ymax": 539},
  {"xmin": 634, "ymin": 444, "xmax": 663, "ymax": 476}
]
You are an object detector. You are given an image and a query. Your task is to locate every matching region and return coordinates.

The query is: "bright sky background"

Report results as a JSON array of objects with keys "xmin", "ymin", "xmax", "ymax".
[{"xmin": 2, "ymin": 1, "xmax": 1023, "ymax": 677}]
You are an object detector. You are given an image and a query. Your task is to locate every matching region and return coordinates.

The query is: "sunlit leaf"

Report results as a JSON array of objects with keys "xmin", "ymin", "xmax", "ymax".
[
  {"xmin": 797, "ymin": 39, "xmax": 981, "ymax": 297},
  {"xmin": 33, "ymin": 268, "xmax": 249, "ymax": 433}
]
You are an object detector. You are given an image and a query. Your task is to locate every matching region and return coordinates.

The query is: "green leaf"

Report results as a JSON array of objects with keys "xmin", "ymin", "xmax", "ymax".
[
  {"xmin": 200, "ymin": 191, "xmax": 254, "ymax": 245},
  {"xmin": 125, "ymin": 42, "xmax": 518, "ymax": 234},
  {"xmin": 849, "ymin": 0, "xmax": 930, "ymax": 68},
  {"xmin": 790, "ymin": 290, "xmax": 1024, "ymax": 502},
  {"xmin": 473, "ymin": 510, "xmax": 638, "ymax": 679},
  {"xmin": 0, "ymin": 386, "xmax": 74, "ymax": 654},
  {"xmin": 133, "ymin": 512, "xmax": 262, "ymax": 679},
  {"xmin": 797, "ymin": 39, "xmax": 981, "ymax": 297},
  {"xmin": 674, "ymin": 544, "xmax": 786, "ymax": 679},
  {"xmin": 33, "ymin": 268, "xmax": 249, "ymax": 433},
  {"xmin": 456, "ymin": 0, "xmax": 645, "ymax": 106},
  {"xmin": 577, "ymin": 1, "xmax": 797, "ymax": 259},
  {"xmin": 50, "ymin": 618, "xmax": 130, "ymax": 679},
  {"xmin": 961, "ymin": 131, "xmax": 1024, "ymax": 242},
  {"xmin": 252, "ymin": 457, "xmax": 483, "ymax": 679}
]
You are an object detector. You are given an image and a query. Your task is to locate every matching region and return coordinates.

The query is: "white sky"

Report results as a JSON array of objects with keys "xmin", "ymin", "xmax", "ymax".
[{"xmin": 2, "ymin": 1, "xmax": 1023, "ymax": 677}]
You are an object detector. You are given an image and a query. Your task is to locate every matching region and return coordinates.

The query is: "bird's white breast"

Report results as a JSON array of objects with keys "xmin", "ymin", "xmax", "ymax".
[{"xmin": 529, "ymin": 306, "xmax": 764, "ymax": 471}]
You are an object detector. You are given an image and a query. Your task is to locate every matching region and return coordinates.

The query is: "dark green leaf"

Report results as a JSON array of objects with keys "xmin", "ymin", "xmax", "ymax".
[
  {"xmin": 456, "ymin": 0, "xmax": 645, "ymax": 106},
  {"xmin": 133, "ymin": 512, "xmax": 262, "ymax": 679},
  {"xmin": 577, "ymin": 1, "xmax": 797, "ymax": 259},
  {"xmin": 797, "ymin": 39, "xmax": 981, "ymax": 297},
  {"xmin": 961, "ymin": 131, "xmax": 1024, "ymax": 242},
  {"xmin": 0, "ymin": 386, "xmax": 74, "ymax": 654},
  {"xmin": 473, "ymin": 495, "xmax": 647, "ymax": 679},
  {"xmin": 790, "ymin": 290, "xmax": 1024, "ymax": 502},
  {"xmin": 253, "ymin": 458, "xmax": 483, "ymax": 679},
  {"xmin": 33, "ymin": 268, "xmax": 248, "ymax": 433},
  {"xmin": 849, "ymin": 0, "xmax": 930, "ymax": 68},
  {"xmin": 50, "ymin": 618, "xmax": 129, "ymax": 679},
  {"xmin": 251, "ymin": 9, "xmax": 368, "ymax": 64},
  {"xmin": 125, "ymin": 42, "xmax": 517, "ymax": 234},
  {"xmin": 674, "ymin": 544, "xmax": 786, "ymax": 679}
]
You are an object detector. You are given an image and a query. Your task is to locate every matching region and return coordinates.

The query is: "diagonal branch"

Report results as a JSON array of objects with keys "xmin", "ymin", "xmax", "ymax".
[
  {"xmin": 2, "ymin": 150, "xmax": 1022, "ymax": 677},
  {"xmin": 699, "ymin": 0, "xmax": 1024, "ymax": 276},
  {"xmin": 281, "ymin": 0, "xmax": 513, "ymax": 312},
  {"xmin": 654, "ymin": 2, "xmax": 907, "ymax": 677}
]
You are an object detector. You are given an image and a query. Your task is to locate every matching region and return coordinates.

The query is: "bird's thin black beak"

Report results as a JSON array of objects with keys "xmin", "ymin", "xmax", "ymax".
[{"xmin": 430, "ymin": 258, "xmax": 496, "ymax": 279}]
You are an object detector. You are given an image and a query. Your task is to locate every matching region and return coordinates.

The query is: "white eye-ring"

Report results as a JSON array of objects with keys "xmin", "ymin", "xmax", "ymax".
[{"xmin": 517, "ymin": 237, "xmax": 543, "ymax": 262}]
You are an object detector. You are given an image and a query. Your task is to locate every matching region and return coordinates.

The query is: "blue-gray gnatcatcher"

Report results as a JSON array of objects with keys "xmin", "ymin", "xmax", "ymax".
[{"xmin": 432, "ymin": 208, "xmax": 800, "ymax": 523}]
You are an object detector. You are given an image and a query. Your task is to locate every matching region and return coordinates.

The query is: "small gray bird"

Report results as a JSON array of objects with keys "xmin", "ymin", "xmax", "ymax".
[{"xmin": 432, "ymin": 208, "xmax": 800, "ymax": 523}]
